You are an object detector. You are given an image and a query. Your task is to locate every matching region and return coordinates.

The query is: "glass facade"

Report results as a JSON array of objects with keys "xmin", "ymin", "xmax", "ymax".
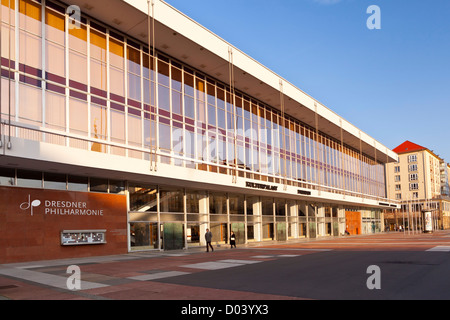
[
  {"xmin": 0, "ymin": 165, "xmax": 384, "ymax": 250},
  {"xmin": 0, "ymin": 0, "xmax": 387, "ymax": 201}
]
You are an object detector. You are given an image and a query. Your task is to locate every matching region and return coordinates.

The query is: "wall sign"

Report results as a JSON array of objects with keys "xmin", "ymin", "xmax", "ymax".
[
  {"xmin": 246, "ymin": 181, "xmax": 278, "ymax": 191},
  {"xmin": 61, "ymin": 230, "xmax": 107, "ymax": 246},
  {"xmin": 0, "ymin": 186, "xmax": 127, "ymax": 263}
]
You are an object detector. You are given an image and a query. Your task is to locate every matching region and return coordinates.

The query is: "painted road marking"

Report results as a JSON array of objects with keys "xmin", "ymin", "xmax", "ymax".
[
  {"xmin": 181, "ymin": 261, "xmax": 244, "ymax": 270},
  {"xmin": 127, "ymin": 271, "xmax": 190, "ymax": 281},
  {"xmin": 0, "ymin": 266, "xmax": 108, "ymax": 290},
  {"xmin": 426, "ymin": 246, "xmax": 450, "ymax": 252},
  {"xmin": 217, "ymin": 259, "xmax": 262, "ymax": 265}
]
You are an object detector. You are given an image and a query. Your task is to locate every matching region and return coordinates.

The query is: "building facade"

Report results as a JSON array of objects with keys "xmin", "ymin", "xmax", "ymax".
[
  {"xmin": 385, "ymin": 141, "xmax": 450, "ymax": 230},
  {"xmin": 0, "ymin": 0, "xmax": 398, "ymax": 263}
]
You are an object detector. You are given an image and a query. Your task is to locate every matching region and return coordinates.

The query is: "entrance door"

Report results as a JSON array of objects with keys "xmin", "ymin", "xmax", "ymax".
[
  {"xmin": 162, "ymin": 223, "xmax": 184, "ymax": 250},
  {"xmin": 231, "ymin": 223, "xmax": 246, "ymax": 244},
  {"xmin": 345, "ymin": 211, "xmax": 361, "ymax": 235},
  {"xmin": 308, "ymin": 220, "xmax": 317, "ymax": 238},
  {"xmin": 276, "ymin": 222, "xmax": 287, "ymax": 241}
]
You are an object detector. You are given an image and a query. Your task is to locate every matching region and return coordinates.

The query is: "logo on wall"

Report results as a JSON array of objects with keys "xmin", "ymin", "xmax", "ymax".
[
  {"xmin": 20, "ymin": 195, "xmax": 41, "ymax": 216},
  {"xmin": 18, "ymin": 194, "xmax": 105, "ymax": 217}
]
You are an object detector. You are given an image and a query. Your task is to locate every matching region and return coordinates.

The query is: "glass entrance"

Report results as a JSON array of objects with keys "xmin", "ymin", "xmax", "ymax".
[
  {"xmin": 276, "ymin": 222, "xmax": 287, "ymax": 241},
  {"xmin": 162, "ymin": 223, "xmax": 184, "ymax": 250},
  {"xmin": 130, "ymin": 222, "xmax": 158, "ymax": 250},
  {"xmin": 308, "ymin": 220, "xmax": 317, "ymax": 238},
  {"xmin": 231, "ymin": 222, "xmax": 245, "ymax": 245}
]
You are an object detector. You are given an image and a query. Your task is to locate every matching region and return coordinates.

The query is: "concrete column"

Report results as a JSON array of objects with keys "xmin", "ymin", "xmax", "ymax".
[{"xmin": 199, "ymin": 194, "xmax": 208, "ymax": 246}]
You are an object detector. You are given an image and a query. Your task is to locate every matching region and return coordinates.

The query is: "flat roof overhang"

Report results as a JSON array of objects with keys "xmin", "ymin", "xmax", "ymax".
[{"xmin": 60, "ymin": 0, "xmax": 398, "ymax": 163}]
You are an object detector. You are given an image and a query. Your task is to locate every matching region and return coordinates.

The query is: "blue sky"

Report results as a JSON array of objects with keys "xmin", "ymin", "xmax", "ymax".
[{"xmin": 165, "ymin": 0, "xmax": 450, "ymax": 162}]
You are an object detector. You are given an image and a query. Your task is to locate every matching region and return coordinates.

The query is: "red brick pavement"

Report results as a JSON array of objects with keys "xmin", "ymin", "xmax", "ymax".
[{"xmin": 1, "ymin": 230, "xmax": 450, "ymax": 300}]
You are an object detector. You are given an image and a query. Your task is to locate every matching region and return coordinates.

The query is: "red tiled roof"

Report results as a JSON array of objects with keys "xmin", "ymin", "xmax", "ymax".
[{"xmin": 392, "ymin": 141, "xmax": 427, "ymax": 154}]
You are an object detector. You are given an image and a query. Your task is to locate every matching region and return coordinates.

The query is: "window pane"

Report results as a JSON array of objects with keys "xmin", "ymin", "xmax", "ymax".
[
  {"xmin": 90, "ymin": 29, "xmax": 106, "ymax": 61},
  {"xmin": 143, "ymin": 52, "xmax": 155, "ymax": 80},
  {"xmin": 69, "ymin": 50, "xmax": 87, "ymax": 84},
  {"xmin": 172, "ymin": 90, "xmax": 182, "ymax": 115},
  {"xmin": 229, "ymin": 194, "xmax": 244, "ymax": 215},
  {"xmin": 129, "ymin": 184, "xmax": 158, "ymax": 212},
  {"xmin": 69, "ymin": 98, "xmax": 88, "ymax": 135},
  {"xmin": 160, "ymin": 188, "xmax": 183, "ymax": 213},
  {"xmin": 91, "ymin": 104, "xmax": 107, "ymax": 140},
  {"xmin": 110, "ymin": 67, "xmax": 124, "ymax": 96},
  {"xmin": 19, "ymin": 30, "xmax": 41, "ymax": 69},
  {"xmin": 45, "ymin": 7, "xmax": 64, "ymax": 44},
  {"xmin": 143, "ymin": 78, "xmax": 156, "ymax": 106},
  {"xmin": 68, "ymin": 175, "xmax": 88, "ymax": 192},
  {"xmin": 19, "ymin": 0, "xmax": 41, "ymax": 34},
  {"xmin": 186, "ymin": 190, "xmax": 207, "ymax": 214},
  {"xmin": 144, "ymin": 117, "xmax": 156, "ymax": 148},
  {"xmin": 159, "ymin": 122, "xmax": 170, "ymax": 150},
  {"xmin": 171, "ymin": 66, "xmax": 182, "ymax": 91},
  {"xmin": 110, "ymin": 109, "xmax": 125, "ymax": 143},
  {"xmin": 44, "ymin": 172, "xmax": 66, "ymax": 190},
  {"xmin": 19, "ymin": 84, "xmax": 42, "ymax": 125},
  {"xmin": 17, "ymin": 169, "xmax": 42, "ymax": 188},
  {"xmin": 184, "ymin": 95, "xmax": 194, "ymax": 119},
  {"xmin": 127, "ymin": 45, "xmax": 141, "ymax": 75},
  {"xmin": 69, "ymin": 23, "xmax": 87, "ymax": 54},
  {"xmin": 209, "ymin": 193, "xmax": 227, "ymax": 214},
  {"xmin": 158, "ymin": 85, "xmax": 170, "ymax": 111},
  {"xmin": 46, "ymin": 41, "xmax": 65, "ymax": 77},
  {"xmin": 109, "ymin": 38, "xmax": 124, "ymax": 68},
  {"xmin": 128, "ymin": 73, "xmax": 141, "ymax": 101},
  {"xmin": 90, "ymin": 58, "xmax": 107, "ymax": 91},
  {"xmin": 158, "ymin": 59, "xmax": 169, "ymax": 87},
  {"xmin": 0, "ymin": 167, "xmax": 15, "ymax": 186},
  {"xmin": 184, "ymin": 72, "xmax": 194, "ymax": 96},
  {"xmin": 45, "ymin": 91, "xmax": 65, "ymax": 130},
  {"xmin": 90, "ymin": 177, "xmax": 108, "ymax": 193},
  {"xmin": 109, "ymin": 180, "xmax": 125, "ymax": 194},
  {"xmin": 208, "ymin": 104, "xmax": 216, "ymax": 126},
  {"xmin": 128, "ymin": 113, "xmax": 142, "ymax": 146}
]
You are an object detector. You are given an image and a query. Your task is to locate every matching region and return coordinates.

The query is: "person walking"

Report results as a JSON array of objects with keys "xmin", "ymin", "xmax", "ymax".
[
  {"xmin": 230, "ymin": 231, "xmax": 236, "ymax": 248},
  {"xmin": 205, "ymin": 228, "xmax": 214, "ymax": 252}
]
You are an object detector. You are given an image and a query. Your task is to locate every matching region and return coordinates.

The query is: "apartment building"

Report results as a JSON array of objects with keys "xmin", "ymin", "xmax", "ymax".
[{"xmin": 386, "ymin": 141, "xmax": 450, "ymax": 230}]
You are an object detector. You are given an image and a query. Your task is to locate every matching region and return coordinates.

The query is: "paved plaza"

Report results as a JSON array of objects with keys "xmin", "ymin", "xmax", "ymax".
[{"xmin": 2, "ymin": 231, "xmax": 450, "ymax": 301}]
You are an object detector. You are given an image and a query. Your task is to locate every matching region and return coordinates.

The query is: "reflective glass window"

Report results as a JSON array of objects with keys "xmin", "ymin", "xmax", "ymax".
[
  {"xmin": 90, "ymin": 177, "xmax": 108, "ymax": 193},
  {"xmin": 0, "ymin": 167, "xmax": 15, "ymax": 186},
  {"xmin": 129, "ymin": 184, "xmax": 157, "ymax": 212},
  {"xmin": 44, "ymin": 172, "xmax": 66, "ymax": 190},
  {"xmin": 68, "ymin": 175, "xmax": 88, "ymax": 192},
  {"xmin": 209, "ymin": 192, "xmax": 227, "ymax": 214},
  {"xmin": 160, "ymin": 188, "xmax": 183, "ymax": 213},
  {"xmin": 17, "ymin": 169, "xmax": 42, "ymax": 188}
]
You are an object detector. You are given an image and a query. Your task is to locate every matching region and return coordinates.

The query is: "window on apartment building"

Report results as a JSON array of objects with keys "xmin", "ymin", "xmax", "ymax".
[
  {"xmin": 412, "ymin": 192, "xmax": 419, "ymax": 199},
  {"xmin": 395, "ymin": 175, "xmax": 401, "ymax": 182},
  {"xmin": 394, "ymin": 166, "xmax": 400, "ymax": 173},
  {"xmin": 395, "ymin": 184, "xmax": 401, "ymax": 191},
  {"xmin": 395, "ymin": 193, "xmax": 402, "ymax": 200},
  {"xmin": 409, "ymin": 173, "xmax": 418, "ymax": 181},
  {"xmin": 409, "ymin": 183, "xmax": 419, "ymax": 190},
  {"xmin": 409, "ymin": 164, "xmax": 418, "ymax": 172},
  {"xmin": 408, "ymin": 154, "xmax": 417, "ymax": 163}
]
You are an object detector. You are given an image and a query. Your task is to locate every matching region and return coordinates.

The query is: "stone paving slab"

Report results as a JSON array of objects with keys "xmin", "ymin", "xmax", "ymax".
[{"xmin": 2, "ymin": 231, "xmax": 450, "ymax": 300}]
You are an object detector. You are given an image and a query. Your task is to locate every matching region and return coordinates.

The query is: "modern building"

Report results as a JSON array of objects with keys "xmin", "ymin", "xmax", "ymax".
[
  {"xmin": 385, "ymin": 141, "xmax": 450, "ymax": 230},
  {"xmin": 0, "ymin": 0, "xmax": 398, "ymax": 263}
]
